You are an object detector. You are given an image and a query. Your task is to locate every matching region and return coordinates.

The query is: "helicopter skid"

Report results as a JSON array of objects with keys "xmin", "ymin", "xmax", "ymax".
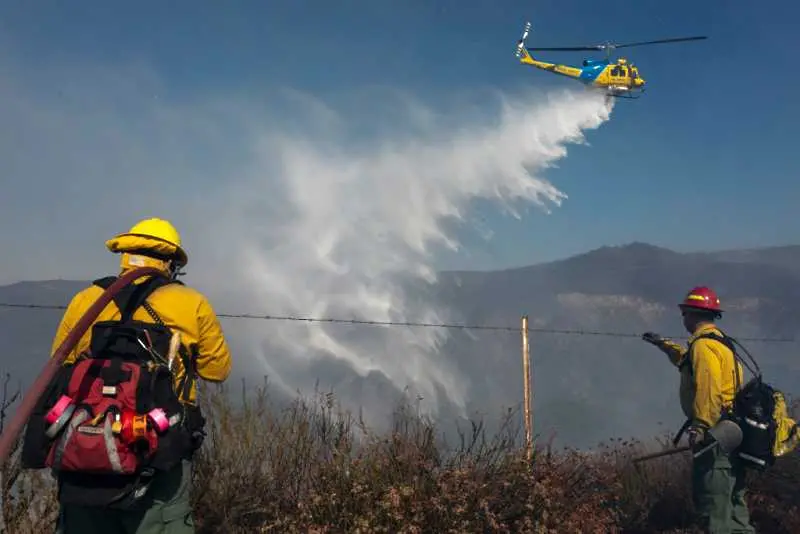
[
  {"xmin": 605, "ymin": 86, "xmax": 644, "ymax": 100},
  {"xmin": 609, "ymin": 92, "xmax": 641, "ymax": 100}
]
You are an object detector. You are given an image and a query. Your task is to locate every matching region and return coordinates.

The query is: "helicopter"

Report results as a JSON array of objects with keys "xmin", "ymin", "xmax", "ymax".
[{"xmin": 514, "ymin": 21, "xmax": 707, "ymax": 99}]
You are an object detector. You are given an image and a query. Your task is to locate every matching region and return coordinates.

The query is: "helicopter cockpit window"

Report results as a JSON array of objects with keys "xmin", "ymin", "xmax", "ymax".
[
  {"xmin": 619, "ymin": 66, "xmax": 628, "ymax": 77},
  {"xmin": 631, "ymin": 69, "xmax": 638, "ymax": 79},
  {"xmin": 611, "ymin": 67, "xmax": 620, "ymax": 76}
]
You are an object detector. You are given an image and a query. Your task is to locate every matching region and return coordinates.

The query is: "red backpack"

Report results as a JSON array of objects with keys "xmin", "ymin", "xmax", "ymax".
[{"xmin": 22, "ymin": 274, "xmax": 206, "ymax": 508}]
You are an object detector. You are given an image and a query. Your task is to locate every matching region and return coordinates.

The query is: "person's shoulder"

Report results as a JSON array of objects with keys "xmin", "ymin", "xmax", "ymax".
[
  {"xmin": 692, "ymin": 328, "xmax": 733, "ymax": 354},
  {"xmin": 154, "ymin": 280, "xmax": 214, "ymax": 307},
  {"xmin": 152, "ymin": 282, "xmax": 224, "ymax": 328},
  {"xmin": 67, "ymin": 283, "xmax": 106, "ymax": 308}
]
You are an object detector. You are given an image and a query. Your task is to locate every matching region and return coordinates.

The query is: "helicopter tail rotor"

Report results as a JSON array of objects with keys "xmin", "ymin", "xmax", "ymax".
[{"xmin": 515, "ymin": 21, "xmax": 531, "ymax": 58}]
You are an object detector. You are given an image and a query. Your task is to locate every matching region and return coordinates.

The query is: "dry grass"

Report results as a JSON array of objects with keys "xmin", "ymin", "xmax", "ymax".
[{"xmin": 1, "ymin": 376, "xmax": 798, "ymax": 533}]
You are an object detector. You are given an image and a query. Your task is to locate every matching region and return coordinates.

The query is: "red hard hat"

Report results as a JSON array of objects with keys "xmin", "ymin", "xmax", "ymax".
[{"xmin": 679, "ymin": 286, "xmax": 723, "ymax": 313}]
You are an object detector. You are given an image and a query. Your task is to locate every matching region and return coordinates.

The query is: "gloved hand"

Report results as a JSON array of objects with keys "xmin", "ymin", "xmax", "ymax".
[
  {"xmin": 687, "ymin": 425, "xmax": 708, "ymax": 447},
  {"xmin": 642, "ymin": 332, "xmax": 665, "ymax": 346}
]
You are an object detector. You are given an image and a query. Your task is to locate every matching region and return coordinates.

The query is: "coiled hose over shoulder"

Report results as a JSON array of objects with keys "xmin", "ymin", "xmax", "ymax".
[{"xmin": 0, "ymin": 266, "xmax": 163, "ymax": 468}]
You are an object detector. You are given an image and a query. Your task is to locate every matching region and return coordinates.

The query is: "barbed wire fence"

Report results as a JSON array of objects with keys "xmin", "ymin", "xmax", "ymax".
[
  {"xmin": 3, "ymin": 300, "xmax": 800, "ymax": 458},
  {"xmin": 1, "ymin": 301, "xmax": 797, "ymax": 342}
]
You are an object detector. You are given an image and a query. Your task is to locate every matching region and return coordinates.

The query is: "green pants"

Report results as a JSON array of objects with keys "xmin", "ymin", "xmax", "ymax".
[
  {"xmin": 56, "ymin": 460, "xmax": 194, "ymax": 534},
  {"xmin": 691, "ymin": 443, "xmax": 755, "ymax": 534}
]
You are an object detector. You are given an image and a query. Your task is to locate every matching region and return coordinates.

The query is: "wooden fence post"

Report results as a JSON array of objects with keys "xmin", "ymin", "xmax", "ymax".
[{"xmin": 521, "ymin": 315, "xmax": 533, "ymax": 461}]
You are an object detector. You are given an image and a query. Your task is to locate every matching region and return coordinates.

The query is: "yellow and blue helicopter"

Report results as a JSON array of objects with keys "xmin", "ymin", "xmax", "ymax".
[{"xmin": 514, "ymin": 22, "xmax": 707, "ymax": 99}]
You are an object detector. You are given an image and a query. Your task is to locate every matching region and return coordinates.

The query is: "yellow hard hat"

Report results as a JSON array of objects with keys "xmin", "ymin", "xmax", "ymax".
[{"xmin": 105, "ymin": 217, "xmax": 188, "ymax": 265}]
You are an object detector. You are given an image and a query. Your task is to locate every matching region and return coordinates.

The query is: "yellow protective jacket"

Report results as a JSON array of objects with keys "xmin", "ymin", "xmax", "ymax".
[
  {"xmin": 51, "ymin": 269, "xmax": 232, "ymax": 404},
  {"xmin": 656, "ymin": 323, "xmax": 744, "ymax": 429}
]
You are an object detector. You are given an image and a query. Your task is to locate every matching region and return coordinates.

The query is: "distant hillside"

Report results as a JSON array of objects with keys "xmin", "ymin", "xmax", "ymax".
[
  {"xmin": 2, "ymin": 242, "xmax": 800, "ymax": 448},
  {"xmin": 0, "ymin": 279, "xmax": 87, "ymax": 305},
  {"xmin": 432, "ymin": 242, "xmax": 800, "ymax": 446}
]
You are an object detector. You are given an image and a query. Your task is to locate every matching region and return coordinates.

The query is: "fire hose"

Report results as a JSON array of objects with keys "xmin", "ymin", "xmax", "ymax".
[{"xmin": 0, "ymin": 266, "xmax": 163, "ymax": 469}]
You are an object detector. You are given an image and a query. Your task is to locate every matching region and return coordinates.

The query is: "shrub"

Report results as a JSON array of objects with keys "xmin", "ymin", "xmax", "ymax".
[{"xmin": 0, "ymin": 377, "xmax": 798, "ymax": 533}]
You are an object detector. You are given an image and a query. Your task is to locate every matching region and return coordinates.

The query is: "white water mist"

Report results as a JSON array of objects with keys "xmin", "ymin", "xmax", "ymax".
[{"xmin": 221, "ymin": 88, "xmax": 614, "ymax": 423}]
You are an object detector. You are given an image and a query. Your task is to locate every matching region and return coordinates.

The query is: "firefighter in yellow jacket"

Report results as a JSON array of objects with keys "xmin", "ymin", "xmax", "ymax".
[
  {"xmin": 51, "ymin": 218, "xmax": 232, "ymax": 534},
  {"xmin": 642, "ymin": 286, "xmax": 754, "ymax": 534}
]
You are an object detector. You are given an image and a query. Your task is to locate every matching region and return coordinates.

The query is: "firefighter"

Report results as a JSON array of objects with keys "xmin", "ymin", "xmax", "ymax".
[
  {"xmin": 50, "ymin": 217, "xmax": 232, "ymax": 533},
  {"xmin": 642, "ymin": 286, "xmax": 755, "ymax": 534}
]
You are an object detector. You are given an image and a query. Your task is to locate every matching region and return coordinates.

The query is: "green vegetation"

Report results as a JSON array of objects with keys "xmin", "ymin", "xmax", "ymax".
[{"xmin": 1, "ymin": 378, "xmax": 798, "ymax": 533}]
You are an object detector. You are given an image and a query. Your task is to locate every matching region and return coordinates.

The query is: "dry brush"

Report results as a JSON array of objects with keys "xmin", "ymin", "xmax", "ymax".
[{"xmin": 0, "ymin": 376, "xmax": 797, "ymax": 533}]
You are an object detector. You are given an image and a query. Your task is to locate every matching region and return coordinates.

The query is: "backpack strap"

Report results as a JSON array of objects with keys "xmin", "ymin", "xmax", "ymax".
[
  {"xmin": 92, "ymin": 274, "xmax": 196, "ymax": 403},
  {"xmin": 686, "ymin": 331, "xmax": 749, "ymax": 390},
  {"xmin": 92, "ymin": 275, "xmax": 180, "ymax": 322},
  {"xmin": 138, "ymin": 302, "xmax": 197, "ymax": 404}
]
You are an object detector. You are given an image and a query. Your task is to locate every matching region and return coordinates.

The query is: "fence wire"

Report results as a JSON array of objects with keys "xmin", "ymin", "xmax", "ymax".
[{"xmin": 0, "ymin": 301, "xmax": 795, "ymax": 343}]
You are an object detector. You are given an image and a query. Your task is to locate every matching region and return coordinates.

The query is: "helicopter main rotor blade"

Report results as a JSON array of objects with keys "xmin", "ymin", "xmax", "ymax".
[
  {"xmin": 613, "ymin": 36, "xmax": 708, "ymax": 49},
  {"xmin": 526, "ymin": 46, "xmax": 603, "ymax": 51},
  {"xmin": 526, "ymin": 36, "xmax": 707, "ymax": 53}
]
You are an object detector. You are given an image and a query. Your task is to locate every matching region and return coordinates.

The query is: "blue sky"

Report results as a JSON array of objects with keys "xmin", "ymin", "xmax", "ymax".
[{"xmin": 0, "ymin": 0, "xmax": 798, "ymax": 283}]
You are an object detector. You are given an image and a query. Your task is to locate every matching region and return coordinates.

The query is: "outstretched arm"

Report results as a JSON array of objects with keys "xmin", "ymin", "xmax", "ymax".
[{"xmin": 642, "ymin": 332, "xmax": 687, "ymax": 368}]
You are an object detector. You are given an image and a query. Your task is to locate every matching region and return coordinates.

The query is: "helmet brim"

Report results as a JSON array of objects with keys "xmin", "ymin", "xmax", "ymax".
[
  {"xmin": 679, "ymin": 303, "xmax": 723, "ymax": 314},
  {"xmin": 106, "ymin": 233, "xmax": 188, "ymax": 266}
]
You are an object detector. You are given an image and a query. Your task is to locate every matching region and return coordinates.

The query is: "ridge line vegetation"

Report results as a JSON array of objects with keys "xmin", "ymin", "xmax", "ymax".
[{"xmin": 0, "ymin": 374, "xmax": 797, "ymax": 533}]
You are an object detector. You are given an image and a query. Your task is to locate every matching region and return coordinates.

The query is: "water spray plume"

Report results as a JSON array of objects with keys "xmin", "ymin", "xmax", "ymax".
[{"xmin": 223, "ymin": 88, "xmax": 615, "ymax": 424}]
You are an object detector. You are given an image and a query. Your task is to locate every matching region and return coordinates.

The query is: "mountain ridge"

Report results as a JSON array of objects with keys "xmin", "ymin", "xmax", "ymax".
[
  {"xmin": 4, "ymin": 241, "xmax": 800, "ymax": 290},
  {"xmin": 442, "ymin": 242, "xmax": 800, "ymax": 274}
]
